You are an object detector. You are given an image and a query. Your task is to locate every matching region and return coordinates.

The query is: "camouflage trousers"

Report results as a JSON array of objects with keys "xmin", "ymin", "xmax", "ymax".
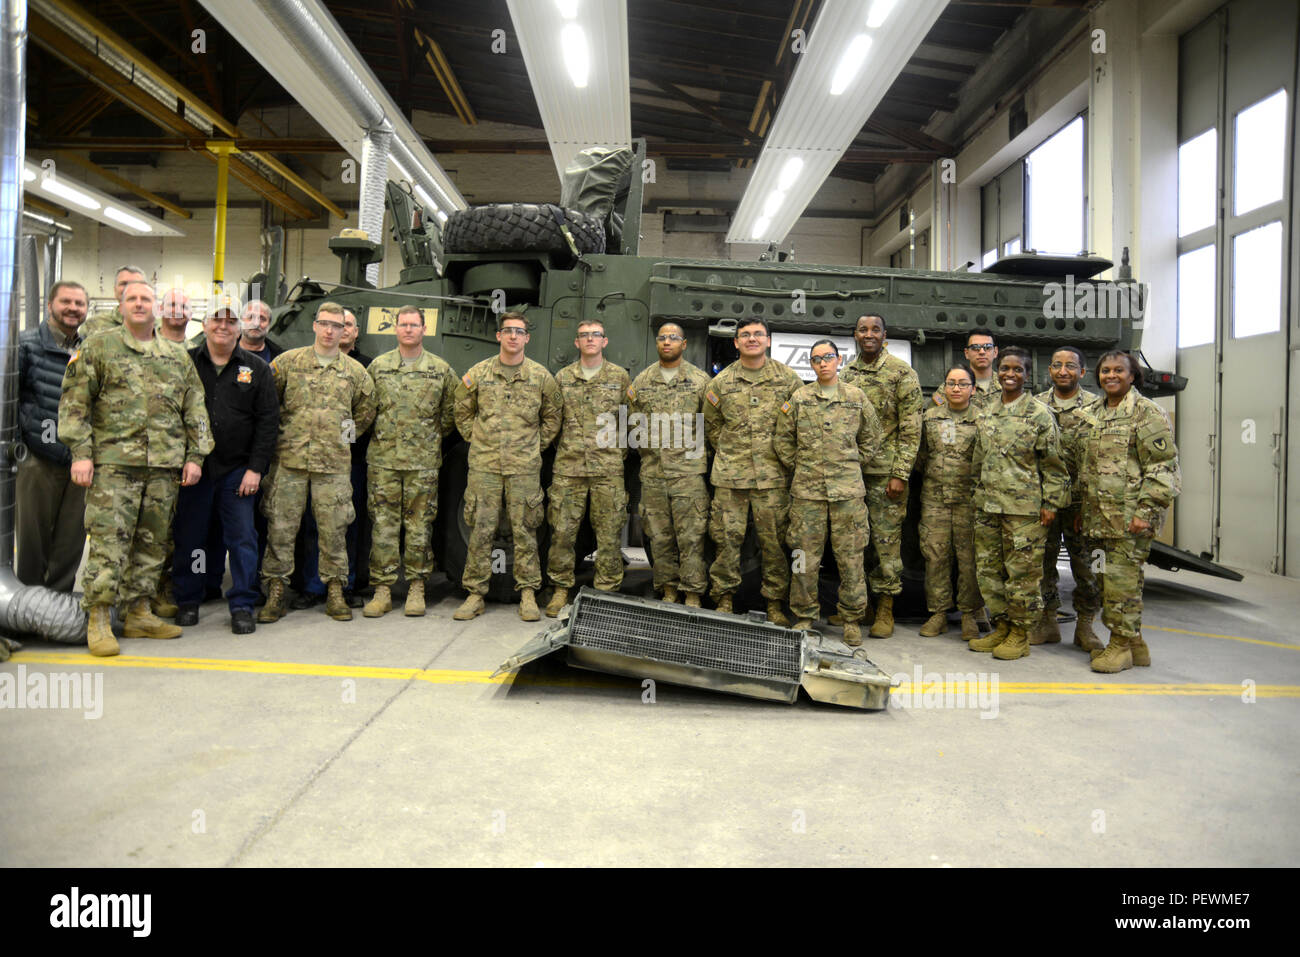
[
  {"xmin": 973, "ymin": 511, "xmax": 1046, "ymax": 627},
  {"xmin": 547, "ymin": 473, "xmax": 627, "ymax": 590},
  {"xmin": 80, "ymin": 464, "xmax": 179, "ymax": 610},
  {"xmin": 262, "ymin": 466, "xmax": 354, "ymax": 586},
  {"xmin": 1042, "ymin": 504, "xmax": 1100, "ymax": 614},
  {"xmin": 919, "ymin": 498, "xmax": 983, "ymax": 614},
  {"xmin": 864, "ymin": 476, "xmax": 907, "ymax": 596},
  {"xmin": 1086, "ymin": 534, "xmax": 1153, "ymax": 640},
  {"xmin": 367, "ymin": 465, "xmax": 439, "ymax": 586},
  {"xmin": 640, "ymin": 475, "xmax": 709, "ymax": 595},
  {"xmin": 709, "ymin": 486, "xmax": 790, "ymax": 602},
  {"xmin": 463, "ymin": 469, "xmax": 544, "ymax": 596},
  {"xmin": 786, "ymin": 496, "xmax": 869, "ymax": 622}
]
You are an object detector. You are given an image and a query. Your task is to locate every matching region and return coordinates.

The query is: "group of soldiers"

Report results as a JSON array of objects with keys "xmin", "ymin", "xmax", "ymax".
[{"xmin": 23, "ymin": 265, "xmax": 1179, "ymax": 675}]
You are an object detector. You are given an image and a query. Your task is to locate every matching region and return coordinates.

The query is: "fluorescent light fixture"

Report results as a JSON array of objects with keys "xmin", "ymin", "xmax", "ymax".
[
  {"xmin": 555, "ymin": 0, "xmax": 579, "ymax": 18},
  {"xmin": 866, "ymin": 0, "xmax": 897, "ymax": 29},
  {"xmin": 413, "ymin": 184, "xmax": 436, "ymax": 210},
  {"xmin": 561, "ymin": 24, "xmax": 590, "ymax": 88},
  {"xmin": 507, "ymin": 0, "xmax": 630, "ymax": 179},
  {"xmin": 763, "ymin": 190, "xmax": 786, "ymax": 219},
  {"xmin": 435, "ymin": 210, "xmax": 448, "ymax": 223},
  {"xmin": 389, "ymin": 157, "xmax": 412, "ymax": 182},
  {"xmin": 22, "ymin": 167, "xmax": 35, "ymax": 182},
  {"xmin": 43, "ymin": 177, "xmax": 100, "ymax": 210},
  {"xmin": 830, "ymin": 34, "xmax": 872, "ymax": 96},
  {"xmin": 104, "ymin": 206, "xmax": 152, "ymax": 232},
  {"xmin": 727, "ymin": 0, "xmax": 949, "ymax": 245}
]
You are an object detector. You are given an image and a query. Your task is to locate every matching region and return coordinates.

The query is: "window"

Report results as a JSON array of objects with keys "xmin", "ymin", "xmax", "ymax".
[
  {"xmin": 1003, "ymin": 237, "xmax": 1021, "ymax": 257},
  {"xmin": 981, "ymin": 249, "xmax": 997, "ymax": 270},
  {"xmin": 1232, "ymin": 220, "xmax": 1283, "ymax": 338},
  {"xmin": 1233, "ymin": 90, "xmax": 1287, "ymax": 216},
  {"xmin": 1025, "ymin": 115, "xmax": 1085, "ymax": 254},
  {"xmin": 1178, "ymin": 128, "xmax": 1217, "ymax": 237},
  {"xmin": 1177, "ymin": 245, "xmax": 1216, "ymax": 348}
]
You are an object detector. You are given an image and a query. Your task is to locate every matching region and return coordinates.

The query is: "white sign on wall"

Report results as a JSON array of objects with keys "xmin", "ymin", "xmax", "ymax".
[{"xmin": 770, "ymin": 332, "xmax": 913, "ymax": 381}]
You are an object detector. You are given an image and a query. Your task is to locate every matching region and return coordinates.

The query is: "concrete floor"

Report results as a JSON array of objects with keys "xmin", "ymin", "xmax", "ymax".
[{"xmin": 2, "ymin": 560, "xmax": 1297, "ymax": 867}]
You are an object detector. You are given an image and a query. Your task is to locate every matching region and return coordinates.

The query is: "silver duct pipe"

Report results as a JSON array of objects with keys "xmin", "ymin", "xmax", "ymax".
[
  {"xmin": 41, "ymin": 229, "xmax": 59, "ymax": 289},
  {"xmin": 1, "ymin": 0, "xmax": 86, "ymax": 661},
  {"xmin": 359, "ymin": 124, "xmax": 392, "ymax": 285},
  {"xmin": 20, "ymin": 232, "xmax": 37, "ymax": 329}
]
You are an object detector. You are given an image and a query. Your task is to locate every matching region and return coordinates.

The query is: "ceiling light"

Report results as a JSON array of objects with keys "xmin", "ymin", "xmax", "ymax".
[
  {"xmin": 43, "ymin": 178, "xmax": 101, "ymax": 210},
  {"xmin": 763, "ymin": 190, "xmax": 786, "ymax": 219},
  {"xmin": 561, "ymin": 24, "xmax": 590, "ymax": 88},
  {"xmin": 104, "ymin": 206, "xmax": 152, "ymax": 232},
  {"xmin": 830, "ymin": 34, "xmax": 872, "ymax": 96},
  {"xmin": 413, "ymin": 184, "xmax": 436, "ymax": 210},
  {"xmin": 753, "ymin": 216, "xmax": 770, "ymax": 239},
  {"xmin": 777, "ymin": 157, "xmax": 804, "ymax": 191},
  {"xmin": 390, "ymin": 157, "xmax": 412, "ymax": 181},
  {"xmin": 555, "ymin": 0, "xmax": 579, "ymax": 18},
  {"xmin": 866, "ymin": 0, "xmax": 897, "ymax": 29},
  {"xmin": 435, "ymin": 210, "xmax": 448, "ymax": 223},
  {"xmin": 23, "ymin": 167, "xmax": 36, "ymax": 182}
]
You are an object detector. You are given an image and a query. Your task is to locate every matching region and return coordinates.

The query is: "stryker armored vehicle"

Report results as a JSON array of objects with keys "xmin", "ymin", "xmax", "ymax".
[{"xmin": 261, "ymin": 141, "xmax": 1231, "ymax": 601}]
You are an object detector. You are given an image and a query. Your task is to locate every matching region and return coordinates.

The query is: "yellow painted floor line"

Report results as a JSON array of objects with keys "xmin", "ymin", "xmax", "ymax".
[
  {"xmin": 1142, "ymin": 625, "xmax": 1298, "ymax": 651},
  {"xmin": 6, "ymin": 652, "xmax": 1299, "ymax": 697}
]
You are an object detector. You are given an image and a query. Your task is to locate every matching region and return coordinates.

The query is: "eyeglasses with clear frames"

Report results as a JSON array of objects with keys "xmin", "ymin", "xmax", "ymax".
[
  {"xmin": 1049, "ymin": 361, "xmax": 1081, "ymax": 371},
  {"xmin": 576, "ymin": 331, "xmax": 606, "ymax": 340},
  {"xmin": 736, "ymin": 331, "xmax": 768, "ymax": 341},
  {"xmin": 809, "ymin": 354, "xmax": 838, "ymax": 364},
  {"xmin": 656, "ymin": 334, "xmax": 684, "ymax": 343},
  {"xmin": 499, "ymin": 327, "xmax": 528, "ymax": 337},
  {"xmin": 944, "ymin": 380, "xmax": 973, "ymax": 388}
]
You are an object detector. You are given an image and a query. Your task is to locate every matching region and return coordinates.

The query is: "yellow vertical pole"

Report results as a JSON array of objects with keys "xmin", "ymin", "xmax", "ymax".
[{"xmin": 207, "ymin": 141, "xmax": 238, "ymax": 289}]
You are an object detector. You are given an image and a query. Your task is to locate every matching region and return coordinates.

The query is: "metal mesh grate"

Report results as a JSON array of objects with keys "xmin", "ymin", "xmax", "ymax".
[{"xmin": 568, "ymin": 597, "xmax": 803, "ymax": 683}]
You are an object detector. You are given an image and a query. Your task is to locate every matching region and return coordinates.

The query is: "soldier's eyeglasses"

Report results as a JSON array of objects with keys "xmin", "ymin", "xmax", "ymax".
[
  {"xmin": 576, "ymin": 332, "xmax": 606, "ymax": 340},
  {"xmin": 656, "ymin": 334, "xmax": 684, "ymax": 342},
  {"xmin": 809, "ymin": 354, "xmax": 838, "ymax": 364},
  {"xmin": 500, "ymin": 328, "xmax": 528, "ymax": 337},
  {"xmin": 966, "ymin": 343, "xmax": 996, "ymax": 352},
  {"xmin": 736, "ymin": 331, "xmax": 768, "ymax": 341},
  {"xmin": 315, "ymin": 320, "xmax": 344, "ymax": 331},
  {"xmin": 944, "ymin": 380, "xmax": 973, "ymax": 388},
  {"xmin": 1049, "ymin": 362, "xmax": 1081, "ymax": 371}
]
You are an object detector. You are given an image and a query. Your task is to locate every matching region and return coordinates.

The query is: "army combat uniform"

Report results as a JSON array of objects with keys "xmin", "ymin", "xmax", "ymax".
[
  {"xmin": 773, "ymin": 380, "xmax": 880, "ymax": 628},
  {"xmin": 262, "ymin": 347, "xmax": 377, "ymax": 596},
  {"xmin": 454, "ymin": 357, "xmax": 562, "ymax": 596},
  {"xmin": 1035, "ymin": 387, "xmax": 1103, "ymax": 643},
  {"xmin": 628, "ymin": 360, "xmax": 712, "ymax": 600},
  {"xmin": 1078, "ymin": 389, "xmax": 1180, "ymax": 672},
  {"xmin": 547, "ymin": 360, "xmax": 631, "ymax": 592},
  {"xmin": 78, "ymin": 304, "xmax": 124, "ymax": 342},
  {"xmin": 916, "ymin": 402, "xmax": 983, "ymax": 620},
  {"xmin": 970, "ymin": 393, "xmax": 1070, "ymax": 658},
  {"xmin": 366, "ymin": 348, "xmax": 457, "ymax": 590},
  {"xmin": 703, "ymin": 357, "xmax": 803, "ymax": 608},
  {"xmin": 58, "ymin": 325, "xmax": 212, "ymax": 625}
]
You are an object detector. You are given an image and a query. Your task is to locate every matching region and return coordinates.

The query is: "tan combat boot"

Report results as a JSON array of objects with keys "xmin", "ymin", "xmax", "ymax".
[
  {"xmin": 325, "ymin": 580, "xmax": 352, "ymax": 621},
  {"xmin": 519, "ymin": 588, "xmax": 541, "ymax": 621},
  {"xmin": 869, "ymin": 595, "xmax": 894, "ymax": 638},
  {"xmin": 453, "ymin": 593, "xmax": 485, "ymax": 620},
  {"xmin": 404, "ymin": 581, "xmax": 426, "ymax": 617},
  {"xmin": 1091, "ymin": 634, "xmax": 1133, "ymax": 673},
  {"xmin": 792, "ymin": 618, "xmax": 814, "ymax": 631},
  {"xmin": 842, "ymin": 621, "xmax": 863, "ymax": 646},
  {"xmin": 992, "ymin": 621, "xmax": 1031, "ymax": 660},
  {"xmin": 715, "ymin": 594, "xmax": 733, "ymax": 614},
  {"xmin": 684, "ymin": 593, "xmax": 702, "ymax": 608},
  {"xmin": 545, "ymin": 588, "xmax": 568, "ymax": 618},
  {"xmin": 766, "ymin": 601, "xmax": 791, "ymax": 628},
  {"xmin": 151, "ymin": 582, "xmax": 179, "ymax": 619},
  {"xmin": 123, "ymin": 597, "xmax": 182, "ymax": 639},
  {"xmin": 1129, "ymin": 632, "xmax": 1151, "ymax": 667},
  {"xmin": 86, "ymin": 605, "xmax": 119, "ymax": 657},
  {"xmin": 259, "ymin": 580, "xmax": 286, "ymax": 623},
  {"xmin": 661, "ymin": 584, "xmax": 679, "ymax": 604},
  {"xmin": 919, "ymin": 611, "xmax": 948, "ymax": 637},
  {"xmin": 363, "ymin": 585, "xmax": 392, "ymax": 618},
  {"xmin": 1073, "ymin": 612, "xmax": 1104, "ymax": 652},
  {"xmin": 969, "ymin": 617, "xmax": 1009, "ymax": 652},
  {"xmin": 960, "ymin": 612, "xmax": 981, "ymax": 641},
  {"xmin": 1028, "ymin": 608, "xmax": 1061, "ymax": 645}
]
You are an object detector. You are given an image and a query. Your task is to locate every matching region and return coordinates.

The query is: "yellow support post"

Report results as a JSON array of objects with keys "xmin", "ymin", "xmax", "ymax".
[{"xmin": 207, "ymin": 140, "xmax": 239, "ymax": 287}]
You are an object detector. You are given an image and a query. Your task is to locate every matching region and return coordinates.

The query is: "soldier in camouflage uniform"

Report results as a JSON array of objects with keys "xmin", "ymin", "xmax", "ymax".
[
  {"xmin": 1079, "ymin": 351, "xmax": 1180, "ymax": 674},
  {"xmin": 915, "ymin": 365, "xmax": 985, "ymax": 640},
  {"xmin": 1032, "ymin": 346, "xmax": 1103, "ymax": 650},
  {"xmin": 773, "ymin": 340, "xmax": 881, "ymax": 645},
  {"xmin": 543, "ymin": 320, "xmax": 630, "ymax": 616},
  {"xmin": 79, "ymin": 264, "xmax": 145, "ymax": 342},
  {"xmin": 58, "ymin": 280, "xmax": 213, "ymax": 656},
  {"xmin": 259, "ymin": 301, "xmax": 377, "ymax": 623},
  {"xmin": 969, "ymin": 347, "xmax": 1070, "ymax": 660},
  {"xmin": 703, "ymin": 317, "xmax": 803, "ymax": 624},
  {"xmin": 453, "ymin": 312, "xmax": 563, "ymax": 622},
  {"xmin": 840, "ymin": 313, "xmax": 923, "ymax": 637},
  {"xmin": 627, "ymin": 323, "xmax": 711, "ymax": 607},
  {"xmin": 361, "ymin": 306, "xmax": 457, "ymax": 619}
]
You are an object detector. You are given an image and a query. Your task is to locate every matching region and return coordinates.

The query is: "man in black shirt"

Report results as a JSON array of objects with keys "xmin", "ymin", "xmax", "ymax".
[
  {"xmin": 173, "ymin": 306, "xmax": 280, "ymax": 633},
  {"xmin": 238, "ymin": 299, "xmax": 283, "ymax": 364}
]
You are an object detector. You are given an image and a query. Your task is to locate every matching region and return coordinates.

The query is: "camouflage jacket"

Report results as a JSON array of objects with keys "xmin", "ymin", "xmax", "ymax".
[
  {"xmin": 840, "ymin": 349, "xmax": 922, "ymax": 479},
  {"xmin": 79, "ymin": 305, "xmax": 123, "ymax": 342},
  {"xmin": 271, "ymin": 346, "xmax": 377, "ymax": 473},
  {"xmin": 58, "ymin": 323, "xmax": 213, "ymax": 468},
  {"xmin": 1035, "ymin": 386, "xmax": 1102, "ymax": 504},
  {"xmin": 454, "ymin": 356, "xmax": 562, "ymax": 475},
  {"xmin": 773, "ymin": 381, "xmax": 881, "ymax": 501},
  {"xmin": 972, "ymin": 392, "xmax": 1070, "ymax": 515},
  {"xmin": 627, "ymin": 360, "xmax": 711, "ymax": 481},
  {"xmin": 1079, "ymin": 389, "xmax": 1181, "ymax": 538},
  {"xmin": 553, "ymin": 360, "xmax": 630, "ymax": 477},
  {"xmin": 916, "ymin": 402, "xmax": 981, "ymax": 506},
  {"xmin": 367, "ymin": 348, "xmax": 458, "ymax": 471},
  {"xmin": 703, "ymin": 357, "xmax": 803, "ymax": 489}
]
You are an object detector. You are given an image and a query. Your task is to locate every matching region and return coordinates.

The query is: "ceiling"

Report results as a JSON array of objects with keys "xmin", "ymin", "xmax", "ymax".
[{"xmin": 25, "ymin": 0, "xmax": 1091, "ymax": 224}]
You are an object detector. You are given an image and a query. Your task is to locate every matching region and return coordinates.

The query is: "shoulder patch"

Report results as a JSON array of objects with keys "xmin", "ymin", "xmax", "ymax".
[
  {"xmin": 705, "ymin": 389, "xmax": 719, "ymax": 407},
  {"xmin": 236, "ymin": 365, "xmax": 253, "ymax": 384},
  {"xmin": 626, "ymin": 385, "xmax": 636, "ymax": 402},
  {"xmin": 68, "ymin": 349, "xmax": 80, "ymax": 364},
  {"xmin": 461, "ymin": 373, "xmax": 475, "ymax": 389},
  {"xmin": 779, "ymin": 400, "xmax": 792, "ymax": 415}
]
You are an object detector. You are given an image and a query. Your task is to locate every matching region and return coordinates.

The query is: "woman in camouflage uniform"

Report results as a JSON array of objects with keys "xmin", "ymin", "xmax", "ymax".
[
  {"xmin": 1076, "ymin": 351, "xmax": 1181, "ymax": 673},
  {"xmin": 916, "ymin": 365, "xmax": 985, "ymax": 639}
]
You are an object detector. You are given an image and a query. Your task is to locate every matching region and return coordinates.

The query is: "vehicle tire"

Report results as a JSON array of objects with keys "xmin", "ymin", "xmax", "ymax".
[{"xmin": 442, "ymin": 204, "xmax": 607, "ymax": 255}]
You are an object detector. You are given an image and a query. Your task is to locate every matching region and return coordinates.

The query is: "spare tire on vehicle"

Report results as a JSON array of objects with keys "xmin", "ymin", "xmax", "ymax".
[{"xmin": 442, "ymin": 203, "xmax": 606, "ymax": 255}]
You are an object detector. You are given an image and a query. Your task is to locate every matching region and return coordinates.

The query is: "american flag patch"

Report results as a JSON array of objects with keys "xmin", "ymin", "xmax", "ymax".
[
  {"xmin": 462, "ymin": 373, "xmax": 474, "ymax": 389},
  {"xmin": 705, "ymin": 389, "xmax": 719, "ymax": 407},
  {"xmin": 779, "ymin": 401, "xmax": 791, "ymax": 414},
  {"xmin": 626, "ymin": 385, "xmax": 636, "ymax": 401}
]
